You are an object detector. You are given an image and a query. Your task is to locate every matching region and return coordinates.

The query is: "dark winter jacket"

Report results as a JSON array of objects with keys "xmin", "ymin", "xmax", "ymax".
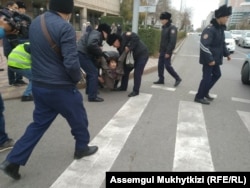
[
  {"xmin": 117, "ymin": 32, "xmax": 148, "ymax": 61},
  {"xmin": 199, "ymin": 18, "xmax": 230, "ymax": 65},
  {"xmin": 159, "ymin": 22, "xmax": 177, "ymax": 54},
  {"xmin": 29, "ymin": 11, "xmax": 81, "ymax": 88},
  {"xmin": 77, "ymin": 29, "xmax": 103, "ymax": 61}
]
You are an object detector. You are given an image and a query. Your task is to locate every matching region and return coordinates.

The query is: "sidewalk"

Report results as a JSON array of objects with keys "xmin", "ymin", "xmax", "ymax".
[{"xmin": 0, "ymin": 45, "xmax": 158, "ymax": 101}]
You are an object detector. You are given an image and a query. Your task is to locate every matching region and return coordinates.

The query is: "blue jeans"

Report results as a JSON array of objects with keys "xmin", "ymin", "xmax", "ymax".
[
  {"xmin": 0, "ymin": 94, "xmax": 9, "ymax": 145},
  {"xmin": 9, "ymin": 67, "xmax": 32, "ymax": 96},
  {"xmin": 6, "ymin": 85, "xmax": 90, "ymax": 165}
]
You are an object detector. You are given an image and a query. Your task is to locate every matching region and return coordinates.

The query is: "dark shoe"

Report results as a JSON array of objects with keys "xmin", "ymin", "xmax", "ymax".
[
  {"xmin": 194, "ymin": 98, "xmax": 210, "ymax": 105},
  {"xmin": 0, "ymin": 160, "xmax": 21, "ymax": 180},
  {"xmin": 74, "ymin": 146, "xmax": 98, "ymax": 159},
  {"xmin": 153, "ymin": 80, "xmax": 164, "ymax": 84},
  {"xmin": 174, "ymin": 79, "xmax": 182, "ymax": 87},
  {"xmin": 0, "ymin": 68, "xmax": 4, "ymax": 71},
  {"xmin": 205, "ymin": 94, "xmax": 214, "ymax": 101},
  {"xmin": 88, "ymin": 97, "xmax": 104, "ymax": 102},
  {"xmin": 128, "ymin": 91, "xmax": 139, "ymax": 97},
  {"xmin": 0, "ymin": 139, "xmax": 15, "ymax": 152},
  {"xmin": 21, "ymin": 95, "xmax": 33, "ymax": 102}
]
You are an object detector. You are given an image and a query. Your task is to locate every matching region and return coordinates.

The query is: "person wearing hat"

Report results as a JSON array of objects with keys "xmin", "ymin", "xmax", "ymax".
[
  {"xmin": 194, "ymin": 5, "xmax": 232, "ymax": 105},
  {"xmin": 77, "ymin": 23, "xmax": 111, "ymax": 102},
  {"xmin": 153, "ymin": 11, "xmax": 182, "ymax": 87},
  {"xmin": 2, "ymin": 1, "xmax": 27, "ymax": 86},
  {"xmin": 107, "ymin": 32, "xmax": 149, "ymax": 97},
  {"xmin": 15, "ymin": 1, "xmax": 26, "ymax": 14},
  {"xmin": 0, "ymin": 0, "xmax": 98, "ymax": 180}
]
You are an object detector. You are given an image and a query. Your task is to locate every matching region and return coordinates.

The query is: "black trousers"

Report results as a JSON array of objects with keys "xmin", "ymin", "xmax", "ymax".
[
  {"xmin": 120, "ymin": 56, "xmax": 148, "ymax": 93},
  {"xmin": 157, "ymin": 52, "xmax": 180, "ymax": 81},
  {"xmin": 196, "ymin": 64, "xmax": 221, "ymax": 99}
]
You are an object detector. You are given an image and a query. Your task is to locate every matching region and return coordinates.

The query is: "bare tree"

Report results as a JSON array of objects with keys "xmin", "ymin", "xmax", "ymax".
[
  {"xmin": 237, "ymin": 16, "xmax": 250, "ymax": 30},
  {"xmin": 179, "ymin": 8, "xmax": 192, "ymax": 31},
  {"xmin": 150, "ymin": 0, "xmax": 171, "ymax": 25},
  {"xmin": 120, "ymin": 0, "xmax": 133, "ymax": 23}
]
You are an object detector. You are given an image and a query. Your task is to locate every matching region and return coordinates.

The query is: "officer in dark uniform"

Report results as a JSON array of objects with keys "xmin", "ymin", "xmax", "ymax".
[
  {"xmin": 153, "ymin": 12, "xmax": 182, "ymax": 87},
  {"xmin": 107, "ymin": 32, "xmax": 149, "ymax": 97},
  {"xmin": 195, "ymin": 5, "xmax": 232, "ymax": 105}
]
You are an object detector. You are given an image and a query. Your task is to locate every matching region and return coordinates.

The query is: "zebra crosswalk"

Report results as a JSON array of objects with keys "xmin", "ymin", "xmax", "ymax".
[
  {"xmin": 48, "ymin": 89, "xmax": 250, "ymax": 187},
  {"xmin": 50, "ymin": 94, "xmax": 152, "ymax": 188}
]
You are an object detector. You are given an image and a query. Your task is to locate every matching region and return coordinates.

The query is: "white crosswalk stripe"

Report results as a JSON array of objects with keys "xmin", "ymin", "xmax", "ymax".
[
  {"xmin": 50, "ymin": 93, "xmax": 152, "ymax": 188},
  {"xmin": 237, "ymin": 111, "xmax": 250, "ymax": 133},
  {"xmin": 173, "ymin": 101, "xmax": 214, "ymax": 171},
  {"xmin": 232, "ymin": 97, "xmax": 250, "ymax": 104},
  {"xmin": 151, "ymin": 85, "xmax": 176, "ymax": 91},
  {"xmin": 188, "ymin": 90, "xmax": 217, "ymax": 98}
]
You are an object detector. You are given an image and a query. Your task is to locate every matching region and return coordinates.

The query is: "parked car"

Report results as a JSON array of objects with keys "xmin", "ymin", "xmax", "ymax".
[
  {"xmin": 238, "ymin": 32, "xmax": 250, "ymax": 48},
  {"xmin": 230, "ymin": 30, "xmax": 243, "ymax": 44},
  {"xmin": 241, "ymin": 55, "xmax": 250, "ymax": 85},
  {"xmin": 224, "ymin": 31, "xmax": 235, "ymax": 53}
]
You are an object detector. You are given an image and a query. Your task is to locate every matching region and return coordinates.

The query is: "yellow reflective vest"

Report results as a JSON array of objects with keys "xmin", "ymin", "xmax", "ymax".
[{"xmin": 7, "ymin": 43, "xmax": 31, "ymax": 69}]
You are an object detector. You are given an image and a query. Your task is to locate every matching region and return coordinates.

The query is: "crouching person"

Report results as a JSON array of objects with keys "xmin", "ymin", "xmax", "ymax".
[
  {"xmin": 7, "ymin": 42, "xmax": 33, "ymax": 102},
  {"xmin": 99, "ymin": 51, "xmax": 126, "ymax": 90}
]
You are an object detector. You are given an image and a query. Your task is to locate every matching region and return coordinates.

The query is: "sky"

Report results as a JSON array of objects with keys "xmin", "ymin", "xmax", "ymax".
[{"xmin": 171, "ymin": 0, "xmax": 220, "ymax": 29}]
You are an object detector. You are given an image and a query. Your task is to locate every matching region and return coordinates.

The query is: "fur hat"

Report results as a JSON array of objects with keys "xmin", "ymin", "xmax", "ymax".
[
  {"xmin": 49, "ymin": 0, "xmax": 74, "ymax": 14},
  {"xmin": 16, "ymin": 1, "xmax": 26, "ymax": 9},
  {"xmin": 107, "ymin": 34, "xmax": 122, "ymax": 46},
  {"xmin": 160, "ymin": 12, "xmax": 171, "ymax": 20},
  {"xmin": 97, "ymin": 23, "xmax": 111, "ymax": 35},
  {"xmin": 215, "ymin": 5, "xmax": 232, "ymax": 18}
]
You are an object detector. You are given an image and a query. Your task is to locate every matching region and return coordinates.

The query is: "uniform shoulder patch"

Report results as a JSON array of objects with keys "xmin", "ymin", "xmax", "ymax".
[{"xmin": 203, "ymin": 33, "xmax": 209, "ymax": 39}]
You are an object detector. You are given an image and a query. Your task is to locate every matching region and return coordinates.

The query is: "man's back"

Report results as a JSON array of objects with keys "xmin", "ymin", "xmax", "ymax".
[{"xmin": 29, "ymin": 11, "xmax": 81, "ymax": 87}]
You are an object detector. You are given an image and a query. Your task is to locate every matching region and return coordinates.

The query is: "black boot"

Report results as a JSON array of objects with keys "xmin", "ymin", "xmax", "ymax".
[
  {"xmin": 0, "ymin": 160, "xmax": 21, "ymax": 180},
  {"xmin": 74, "ymin": 146, "xmax": 98, "ymax": 159},
  {"xmin": 128, "ymin": 91, "xmax": 139, "ymax": 97},
  {"xmin": 153, "ymin": 80, "xmax": 164, "ymax": 84}
]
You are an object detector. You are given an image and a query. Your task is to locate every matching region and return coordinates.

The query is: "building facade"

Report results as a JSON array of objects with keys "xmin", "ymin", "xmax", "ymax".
[
  {"xmin": 0, "ymin": 0, "xmax": 120, "ymax": 31},
  {"xmin": 213, "ymin": 0, "xmax": 250, "ymax": 29},
  {"xmin": 229, "ymin": 2, "xmax": 250, "ymax": 29}
]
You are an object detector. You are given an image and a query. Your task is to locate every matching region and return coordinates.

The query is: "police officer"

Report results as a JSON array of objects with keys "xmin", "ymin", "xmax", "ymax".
[
  {"xmin": 107, "ymin": 32, "xmax": 149, "ymax": 97},
  {"xmin": 7, "ymin": 42, "xmax": 33, "ymax": 101},
  {"xmin": 77, "ymin": 23, "xmax": 111, "ymax": 102},
  {"xmin": 153, "ymin": 11, "xmax": 182, "ymax": 87},
  {"xmin": 194, "ymin": 5, "xmax": 232, "ymax": 105}
]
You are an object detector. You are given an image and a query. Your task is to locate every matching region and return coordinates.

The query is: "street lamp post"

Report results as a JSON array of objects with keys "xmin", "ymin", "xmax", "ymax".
[{"xmin": 132, "ymin": 0, "xmax": 140, "ymax": 33}]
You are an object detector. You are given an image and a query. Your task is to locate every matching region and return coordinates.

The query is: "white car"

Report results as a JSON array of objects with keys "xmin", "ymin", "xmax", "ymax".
[
  {"xmin": 230, "ymin": 30, "xmax": 242, "ymax": 44},
  {"xmin": 224, "ymin": 31, "xmax": 235, "ymax": 53},
  {"xmin": 238, "ymin": 32, "xmax": 250, "ymax": 48}
]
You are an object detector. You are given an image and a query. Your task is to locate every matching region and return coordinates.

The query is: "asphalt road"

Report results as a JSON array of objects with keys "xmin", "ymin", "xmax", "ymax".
[{"xmin": 0, "ymin": 34, "xmax": 250, "ymax": 188}]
